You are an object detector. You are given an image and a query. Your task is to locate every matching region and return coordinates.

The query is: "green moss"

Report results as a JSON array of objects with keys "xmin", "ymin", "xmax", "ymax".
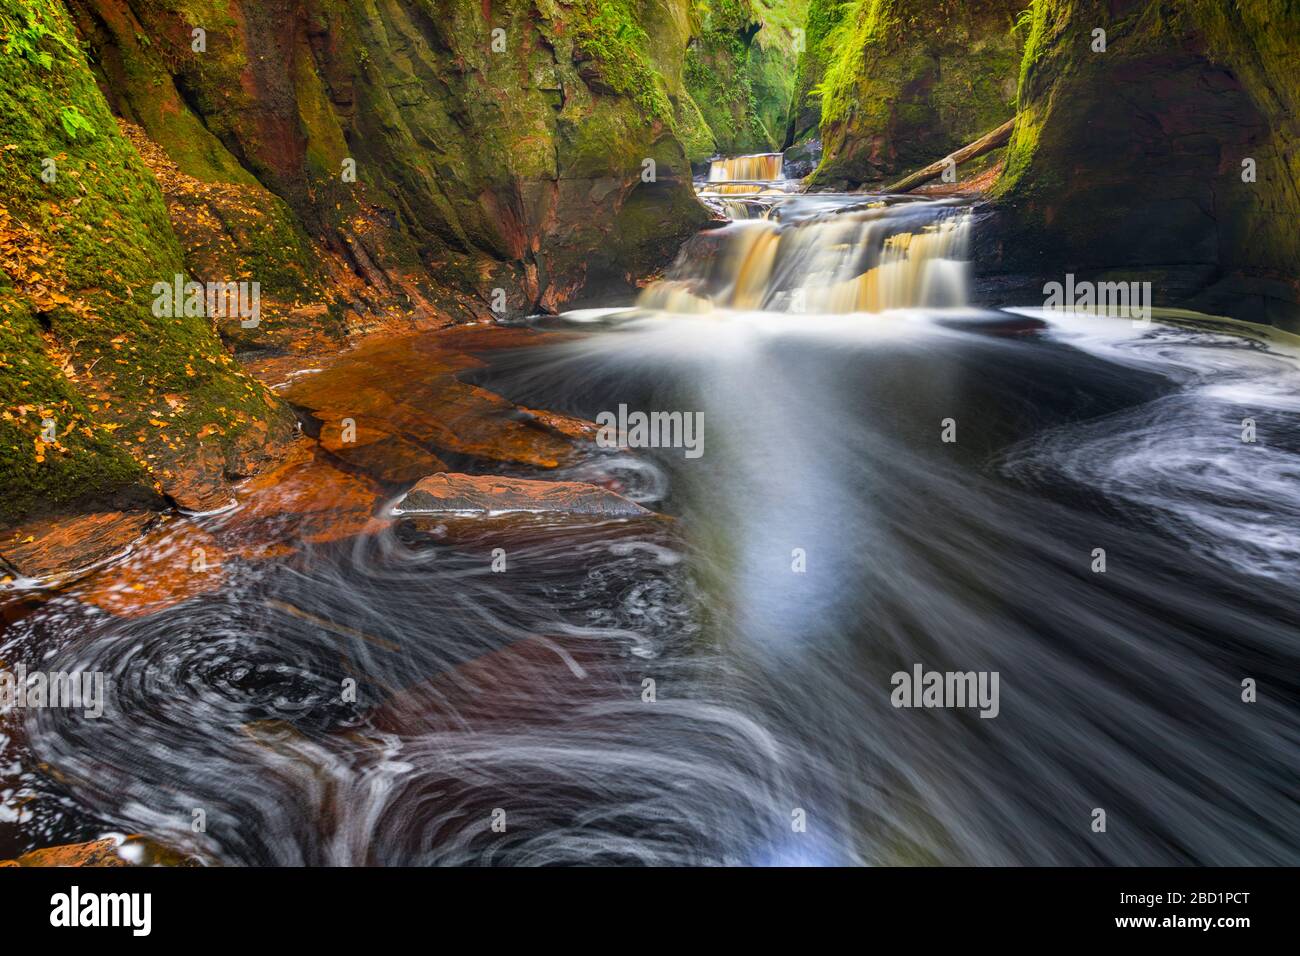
[
  {"xmin": 574, "ymin": 0, "xmax": 675, "ymax": 121},
  {"xmin": 66, "ymin": 0, "xmax": 258, "ymax": 186},
  {"xmin": 685, "ymin": 27, "xmax": 775, "ymax": 154},
  {"xmin": 815, "ymin": 0, "xmax": 894, "ymax": 128},
  {"xmin": 989, "ymin": 102, "xmax": 1040, "ymax": 197},
  {"xmin": 52, "ymin": 0, "xmax": 708, "ymax": 336},
  {"xmin": 988, "ymin": 0, "xmax": 1300, "ymax": 326},
  {"xmin": 1011, "ymin": 0, "xmax": 1048, "ymax": 95},
  {"xmin": 746, "ymin": 17, "xmax": 804, "ymax": 147},
  {"xmin": 785, "ymin": 0, "xmax": 851, "ymax": 144},
  {"xmin": 0, "ymin": 297, "xmax": 146, "ymax": 520},
  {"xmin": 673, "ymin": 87, "xmax": 717, "ymax": 161}
]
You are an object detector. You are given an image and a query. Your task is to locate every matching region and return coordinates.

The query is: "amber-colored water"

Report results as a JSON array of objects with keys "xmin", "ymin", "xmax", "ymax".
[
  {"xmin": 640, "ymin": 195, "xmax": 971, "ymax": 314},
  {"xmin": 708, "ymin": 153, "xmax": 784, "ymax": 184}
]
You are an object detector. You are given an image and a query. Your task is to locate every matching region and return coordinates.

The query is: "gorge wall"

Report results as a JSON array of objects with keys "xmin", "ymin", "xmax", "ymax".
[
  {"xmin": 1, "ymin": 0, "xmax": 293, "ymax": 533},
  {"xmin": 67, "ymin": 0, "xmax": 711, "ymax": 317},
  {"xmin": 982, "ymin": 0, "xmax": 1300, "ymax": 329},
  {"xmin": 4, "ymin": 0, "xmax": 1299, "ymax": 546},
  {"xmin": 805, "ymin": 0, "xmax": 1023, "ymax": 189},
  {"xmin": 797, "ymin": 0, "xmax": 1299, "ymax": 326},
  {"xmin": 684, "ymin": 0, "xmax": 807, "ymax": 158}
]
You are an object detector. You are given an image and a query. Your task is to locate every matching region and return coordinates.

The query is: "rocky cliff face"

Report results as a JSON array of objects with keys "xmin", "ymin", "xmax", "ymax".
[
  {"xmin": 68, "ymin": 0, "xmax": 710, "ymax": 316},
  {"xmin": 981, "ymin": 0, "xmax": 1300, "ymax": 329},
  {"xmin": 782, "ymin": 0, "xmax": 847, "ymax": 148},
  {"xmin": 796, "ymin": 0, "xmax": 1299, "ymax": 327},
  {"xmin": 808, "ymin": 0, "xmax": 1023, "ymax": 189}
]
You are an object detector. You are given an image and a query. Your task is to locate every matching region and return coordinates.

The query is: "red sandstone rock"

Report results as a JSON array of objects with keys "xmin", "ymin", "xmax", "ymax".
[
  {"xmin": 0, "ymin": 835, "xmax": 197, "ymax": 867},
  {"xmin": 0, "ymin": 511, "xmax": 156, "ymax": 582},
  {"xmin": 393, "ymin": 473, "xmax": 652, "ymax": 518}
]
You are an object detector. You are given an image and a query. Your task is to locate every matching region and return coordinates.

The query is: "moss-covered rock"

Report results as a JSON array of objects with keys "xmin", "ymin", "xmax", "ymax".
[
  {"xmin": 686, "ymin": 1, "xmax": 770, "ymax": 155},
  {"xmin": 68, "ymin": 0, "xmax": 710, "ymax": 312},
  {"xmin": 747, "ymin": 0, "xmax": 808, "ymax": 147},
  {"xmin": 982, "ymin": 0, "xmax": 1300, "ymax": 329},
  {"xmin": 808, "ymin": 0, "xmax": 1023, "ymax": 189},
  {"xmin": 117, "ymin": 118, "xmax": 349, "ymax": 355},
  {"xmin": 782, "ymin": 0, "xmax": 848, "ymax": 147},
  {"xmin": 0, "ymin": 0, "xmax": 292, "ymax": 532}
]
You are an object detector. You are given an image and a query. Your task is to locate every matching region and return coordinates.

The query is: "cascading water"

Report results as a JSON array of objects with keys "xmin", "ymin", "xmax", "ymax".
[
  {"xmin": 639, "ymin": 197, "xmax": 971, "ymax": 313},
  {"xmin": 709, "ymin": 154, "xmax": 784, "ymax": 183},
  {"xmin": 3, "ymin": 179, "xmax": 1297, "ymax": 867},
  {"xmin": 700, "ymin": 151, "xmax": 789, "ymax": 197}
]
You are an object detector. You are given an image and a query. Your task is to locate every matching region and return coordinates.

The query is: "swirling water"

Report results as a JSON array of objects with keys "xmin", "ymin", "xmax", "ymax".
[{"xmin": 2, "ymin": 195, "xmax": 1297, "ymax": 866}]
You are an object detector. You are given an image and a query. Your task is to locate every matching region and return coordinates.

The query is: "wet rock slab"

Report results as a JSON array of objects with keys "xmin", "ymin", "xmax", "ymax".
[
  {"xmin": 393, "ymin": 473, "xmax": 652, "ymax": 519},
  {"xmin": 0, "ymin": 511, "xmax": 157, "ymax": 582},
  {"xmin": 279, "ymin": 326, "xmax": 598, "ymax": 484}
]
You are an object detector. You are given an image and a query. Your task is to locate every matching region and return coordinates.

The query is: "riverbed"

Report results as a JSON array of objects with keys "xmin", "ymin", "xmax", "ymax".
[{"xmin": 3, "ymin": 180, "xmax": 1298, "ymax": 866}]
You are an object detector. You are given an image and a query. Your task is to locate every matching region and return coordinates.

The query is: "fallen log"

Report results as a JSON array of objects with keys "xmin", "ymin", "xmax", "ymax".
[{"xmin": 886, "ymin": 117, "xmax": 1017, "ymax": 193}]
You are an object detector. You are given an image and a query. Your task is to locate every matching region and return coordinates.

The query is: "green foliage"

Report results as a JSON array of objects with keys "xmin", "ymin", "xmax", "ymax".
[
  {"xmin": 697, "ymin": 0, "xmax": 756, "ymax": 33},
  {"xmin": 785, "ymin": 0, "xmax": 851, "ymax": 142},
  {"xmin": 58, "ymin": 103, "xmax": 93, "ymax": 140},
  {"xmin": 0, "ymin": 0, "xmax": 75, "ymax": 69},
  {"xmin": 1010, "ymin": 3, "xmax": 1034, "ymax": 37},
  {"xmin": 816, "ymin": 0, "xmax": 896, "ymax": 128},
  {"xmin": 684, "ymin": 0, "xmax": 804, "ymax": 154},
  {"xmin": 2, "ymin": 4, "xmax": 95, "ymax": 144},
  {"xmin": 1013, "ymin": 0, "xmax": 1048, "ymax": 95}
]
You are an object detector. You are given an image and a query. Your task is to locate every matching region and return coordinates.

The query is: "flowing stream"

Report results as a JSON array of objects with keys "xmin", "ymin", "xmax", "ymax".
[{"xmin": 2, "ymin": 158, "xmax": 1298, "ymax": 866}]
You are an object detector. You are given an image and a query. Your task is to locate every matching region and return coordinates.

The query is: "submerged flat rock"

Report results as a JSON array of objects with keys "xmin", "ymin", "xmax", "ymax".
[
  {"xmin": 393, "ymin": 473, "xmax": 651, "ymax": 518},
  {"xmin": 0, "ymin": 511, "xmax": 157, "ymax": 582}
]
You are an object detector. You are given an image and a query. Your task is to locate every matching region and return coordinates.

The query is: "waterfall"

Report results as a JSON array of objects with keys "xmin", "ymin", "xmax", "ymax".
[
  {"xmin": 639, "ymin": 199, "xmax": 972, "ymax": 314},
  {"xmin": 708, "ymin": 153, "xmax": 784, "ymax": 183},
  {"xmin": 702, "ymin": 153, "xmax": 786, "ymax": 196}
]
